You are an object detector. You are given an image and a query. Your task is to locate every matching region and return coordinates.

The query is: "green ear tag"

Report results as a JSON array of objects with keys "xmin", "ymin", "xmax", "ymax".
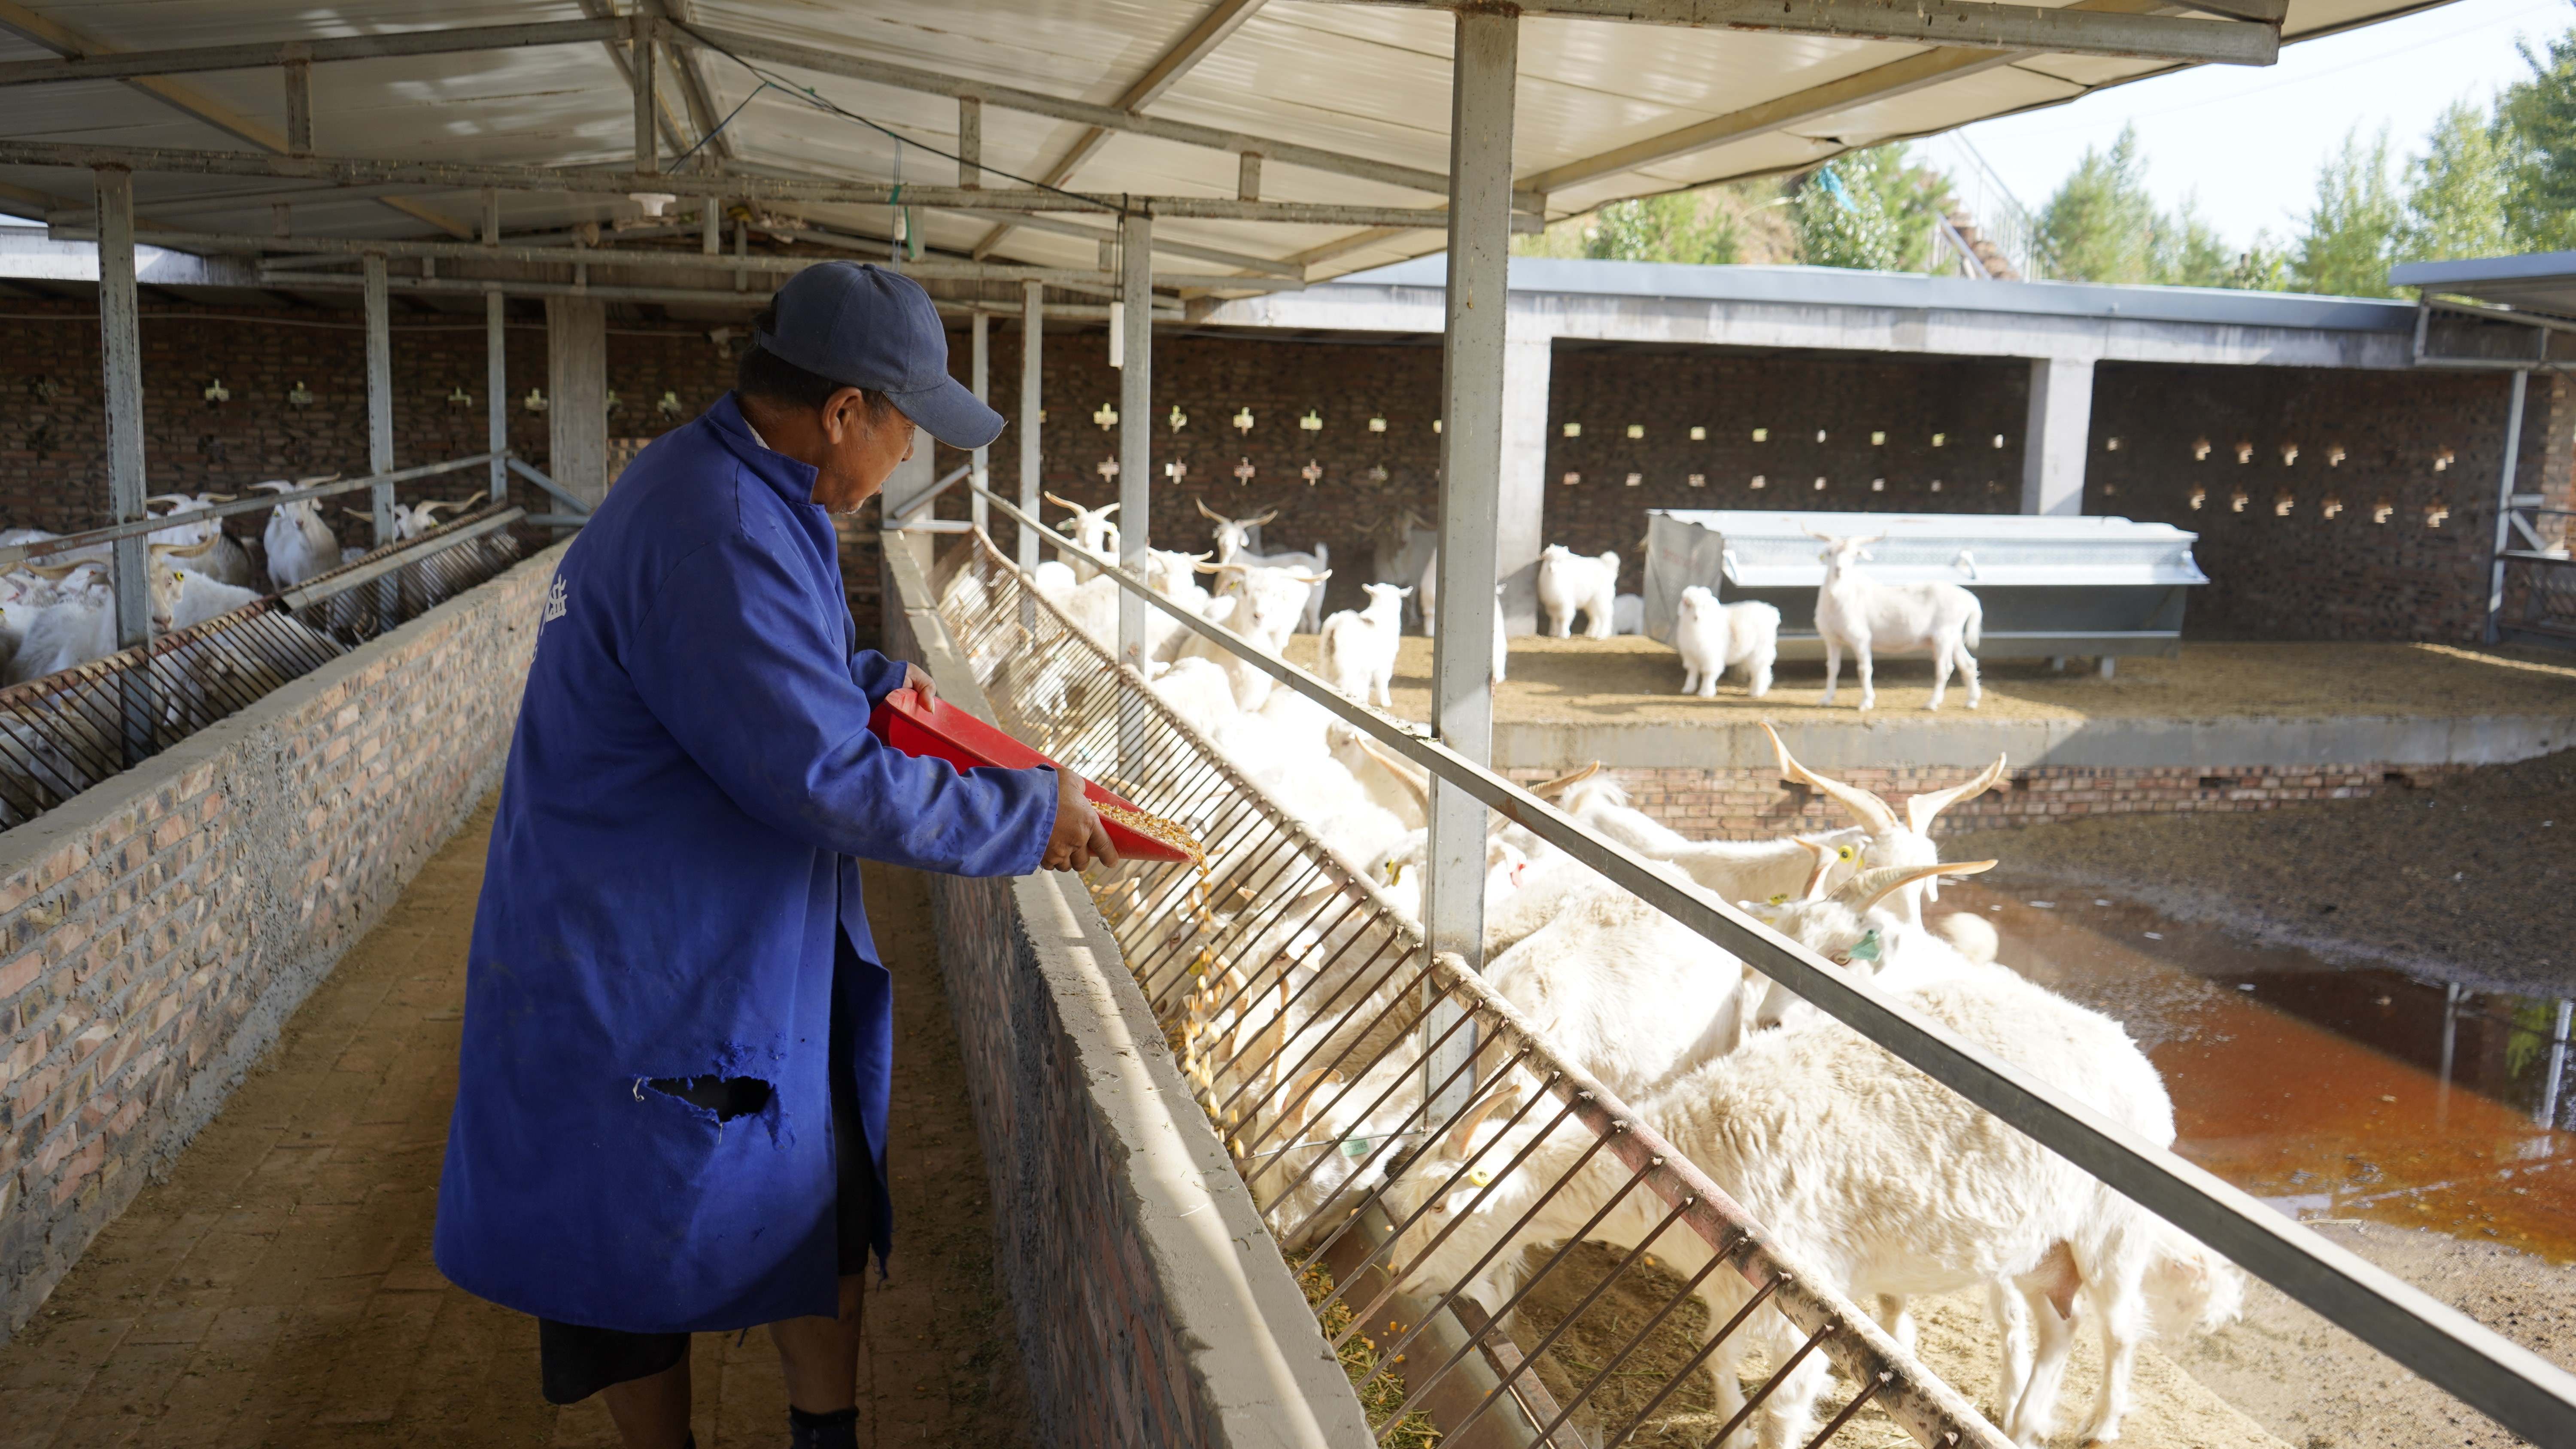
[
  {"xmin": 1848, "ymin": 929, "xmax": 1882, "ymax": 963},
  {"xmin": 1341, "ymin": 1137, "xmax": 1372, "ymax": 1159}
]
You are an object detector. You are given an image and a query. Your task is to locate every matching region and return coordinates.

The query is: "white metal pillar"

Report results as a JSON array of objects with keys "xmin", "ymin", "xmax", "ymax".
[
  {"xmin": 970, "ymin": 312, "xmax": 990, "ymax": 535},
  {"xmin": 364, "ymin": 251, "xmax": 398, "ymax": 629},
  {"xmin": 95, "ymin": 167, "xmax": 153, "ymax": 762},
  {"xmin": 2020, "ymin": 356, "xmax": 2094, "ymax": 516},
  {"xmin": 1424, "ymin": 10, "xmax": 1518, "ymax": 987},
  {"xmin": 2485, "ymin": 368, "xmax": 2532, "ymax": 644},
  {"xmin": 1019, "ymin": 280, "xmax": 1044, "ymax": 572},
  {"xmin": 1495, "ymin": 320, "xmax": 1552, "ymax": 635},
  {"xmin": 486, "ymin": 289, "xmax": 508, "ymax": 500},
  {"xmin": 1115, "ymin": 211, "xmax": 1153, "ymax": 668}
]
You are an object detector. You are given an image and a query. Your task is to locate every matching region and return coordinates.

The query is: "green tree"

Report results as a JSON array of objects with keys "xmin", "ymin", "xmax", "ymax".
[
  {"xmin": 2290, "ymin": 126, "xmax": 2402, "ymax": 296},
  {"xmin": 2036, "ymin": 126, "xmax": 2161, "ymax": 282},
  {"xmin": 2399, "ymin": 100, "xmax": 2511, "ymax": 262},
  {"xmin": 1792, "ymin": 161, "xmax": 1899, "ymax": 270},
  {"xmin": 1585, "ymin": 191, "xmax": 1742, "ymax": 264},
  {"xmin": 1826, "ymin": 146, "xmax": 1955, "ymax": 272},
  {"xmin": 2497, "ymin": 22, "xmax": 2576, "ymax": 251},
  {"xmin": 2152, "ymin": 198, "xmax": 2235, "ymax": 286}
]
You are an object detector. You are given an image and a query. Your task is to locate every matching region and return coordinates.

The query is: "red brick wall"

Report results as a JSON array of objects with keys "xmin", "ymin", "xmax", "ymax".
[{"xmin": 0, "ymin": 543, "xmax": 564, "ymax": 1333}]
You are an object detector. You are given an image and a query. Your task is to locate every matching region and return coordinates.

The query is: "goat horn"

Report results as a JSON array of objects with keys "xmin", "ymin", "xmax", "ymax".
[
  {"xmin": 1282, "ymin": 1066, "xmax": 1344, "ymax": 1128},
  {"xmin": 1528, "ymin": 760, "xmax": 1601, "ymax": 802},
  {"xmin": 1844, "ymin": 860, "xmax": 1996, "ymax": 917},
  {"xmin": 1247, "ymin": 507, "xmax": 1279, "ymax": 527},
  {"xmin": 1195, "ymin": 497, "xmax": 1230, "ymax": 524},
  {"xmin": 293, "ymin": 472, "xmax": 340, "ymax": 486},
  {"xmin": 144, "ymin": 493, "xmax": 192, "ymax": 508},
  {"xmin": 1794, "ymin": 837, "xmax": 1837, "ymax": 900},
  {"xmin": 247, "ymin": 480, "xmax": 295, "ymax": 494},
  {"xmin": 22, "ymin": 560, "xmax": 91, "ymax": 579},
  {"xmin": 1352, "ymin": 737, "xmax": 1430, "ymax": 812},
  {"xmin": 201, "ymin": 492, "xmax": 238, "ymax": 503},
  {"xmin": 1903, "ymin": 753, "xmax": 2011, "ymax": 834},
  {"xmin": 150, "ymin": 538, "xmax": 220, "ymax": 558},
  {"xmin": 1443, "ymin": 1083, "xmax": 1523, "ymax": 1161},
  {"xmin": 1762, "ymin": 721, "xmax": 1898, "ymax": 835}
]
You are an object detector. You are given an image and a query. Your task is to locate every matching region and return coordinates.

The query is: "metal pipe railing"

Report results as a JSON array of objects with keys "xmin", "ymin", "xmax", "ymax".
[
  {"xmin": 967, "ymin": 480, "xmax": 2576, "ymax": 1449},
  {"xmin": 0, "ymin": 450, "xmax": 506, "ymax": 569}
]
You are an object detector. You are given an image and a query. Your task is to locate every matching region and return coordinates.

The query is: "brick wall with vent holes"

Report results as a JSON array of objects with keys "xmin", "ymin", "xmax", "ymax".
[
  {"xmin": 5, "ymin": 301, "xmax": 2561, "ymax": 644},
  {"xmin": 0, "ymin": 543, "xmax": 564, "ymax": 1333},
  {"xmin": 1501, "ymin": 761, "xmax": 2473, "ymax": 842}
]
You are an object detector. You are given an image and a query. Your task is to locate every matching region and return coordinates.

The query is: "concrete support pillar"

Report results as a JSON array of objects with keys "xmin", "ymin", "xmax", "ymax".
[
  {"xmin": 486, "ymin": 290, "xmax": 508, "ymax": 500},
  {"xmin": 2020, "ymin": 355, "xmax": 2094, "ymax": 516},
  {"xmin": 970, "ymin": 312, "xmax": 990, "ymax": 535},
  {"xmin": 546, "ymin": 296, "xmax": 609, "ymax": 507},
  {"xmin": 1496, "ymin": 320, "xmax": 1552, "ymax": 636},
  {"xmin": 1424, "ymin": 6, "xmax": 1518, "ymax": 993},
  {"xmin": 1115, "ymin": 212, "xmax": 1153, "ymax": 668},
  {"xmin": 1018, "ymin": 281, "xmax": 1044, "ymax": 572},
  {"xmin": 2485, "ymin": 368, "xmax": 2532, "ymax": 644},
  {"xmin": 95, "ymin": 167, "xmax": 154, "ymax": 761}
]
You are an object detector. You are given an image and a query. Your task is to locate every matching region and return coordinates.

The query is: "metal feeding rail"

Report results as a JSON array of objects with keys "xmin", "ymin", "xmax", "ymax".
[
  {"xmin": 0, "ymin": 504, "xmax": 524, "ymax": 829},
  {"xmin": 957, "ymin": 483, "xmax": 2576, "ymax": 1449},
  {"xmin": 924, "ymin": 532, "xmax": 2004, "ymax": 1449}
]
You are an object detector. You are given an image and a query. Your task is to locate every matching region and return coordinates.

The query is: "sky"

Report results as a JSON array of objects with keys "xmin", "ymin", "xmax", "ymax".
[{"xmin": 1951, "ymin": 0, "xmax": 2570, "ymax": 250}]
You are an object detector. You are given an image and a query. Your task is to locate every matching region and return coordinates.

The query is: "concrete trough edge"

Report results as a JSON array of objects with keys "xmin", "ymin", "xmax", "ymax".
[
  {"xmin": 883, "ymin": 538, "xmax": 1373, "ymax": 1449},
  {"xmin": 1492, "ymin": 711, "xmax": 2576, "ymax": 772}
]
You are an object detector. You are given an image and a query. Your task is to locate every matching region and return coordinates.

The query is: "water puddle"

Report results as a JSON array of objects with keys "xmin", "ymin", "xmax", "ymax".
[{"xmin": 1941, "ymin": 883, "xmax": 2576, "ymax": 1264}]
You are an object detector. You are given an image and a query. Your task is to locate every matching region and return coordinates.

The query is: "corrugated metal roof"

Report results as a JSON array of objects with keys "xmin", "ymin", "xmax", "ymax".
[
  {"xmin": 2391, "ymin": 251, "xmax": 2576, "ymax": 322},
  {"xmin": 0, "ymin": 0, "xmax": 2454, "ymax": 295}
]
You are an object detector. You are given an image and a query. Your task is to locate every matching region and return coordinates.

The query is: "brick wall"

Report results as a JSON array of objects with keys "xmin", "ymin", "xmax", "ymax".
[
  {"xmin": 2085, "ymin": 363, "xmax": 2556, "ymax": 641},
  {"xmin": 0, "ymin": 542, "xmax": 565, "ymax": 1334},
  {"xmin": 1503, "ymin": 760, "xmax": 2470, "ymax": 842}
]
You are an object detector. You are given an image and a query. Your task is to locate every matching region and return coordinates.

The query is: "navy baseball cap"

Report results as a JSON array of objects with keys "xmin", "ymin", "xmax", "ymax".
[{"xmin": 754, "ymin": 261, "xmax": 1004, "ymax": 449}]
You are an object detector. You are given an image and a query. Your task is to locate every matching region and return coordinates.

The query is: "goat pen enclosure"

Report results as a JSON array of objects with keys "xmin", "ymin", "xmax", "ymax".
[
  {"xmin": 0, "ymin": 504, "xmax": 524, "ymax": 829},
  {"xmin": 921, "ymin": 533, "xmax": 2006, "ymax": 1449}
]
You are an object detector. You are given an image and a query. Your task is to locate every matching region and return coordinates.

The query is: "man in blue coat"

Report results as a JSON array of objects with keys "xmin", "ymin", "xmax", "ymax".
[{"xmin": 434, "ymin": 262, "xmax": 1113, "ymax": 1449}]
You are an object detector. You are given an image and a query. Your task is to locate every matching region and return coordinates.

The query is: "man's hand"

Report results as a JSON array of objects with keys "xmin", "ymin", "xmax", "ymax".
[
  {"xmin": 1042, "ymin": 768, "xmax": 1121, "ymax": 873},
  {"xmin": 902, "ymin": 662, "xmax": 938, "ymax": 708}
]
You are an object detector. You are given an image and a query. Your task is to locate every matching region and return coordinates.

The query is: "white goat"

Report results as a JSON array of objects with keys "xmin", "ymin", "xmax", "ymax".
[
  {"xmin": 1182, "ymin": 561, "xmax": 1328, "ymax": 710},
  {"xmin": 1765, "ymin": 721, "xmax": 2007, "ymax": 926},
  {"xmin": 145, "ymin": 493, "xmax": 260, "ymax": 589},
  {"xmin": 1146, "ymin": 656, "xmax": 1239, "ymax": 739},
  {"xmin": 1198, "ymin": 498, "xmax": 1330, "ymax": 633},
  {"xmin": 1041, "ymin": 491, "xmax": 1120, "ymax": 580},
  {"xmin": 1613, "ymin": 593, "xmax": 1644, "ymax": 635},
  {"xmin": 1317, "ymin": 583, "xmax": 1408, "ymax": 707},
  {"xmin": 1396, "ymin": 955, "xmax": 2185, "ymax": 1449},
  {"xmin": 1536, "ymin": 544, "xmax": 1619, "ymax": 639},
  {"xmin": 1672, "ymin": 587, "xmax": 1779, "ymax": 699},
  {"xmin": 254, "ymin": 480, "xmax": 342, "ymax": 591},
  {"xmin": 1807, "ymin": 531, "xmax": 1984, "ymax": 711}
]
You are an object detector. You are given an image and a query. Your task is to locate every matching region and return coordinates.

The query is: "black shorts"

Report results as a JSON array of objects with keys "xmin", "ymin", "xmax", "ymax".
[{"xmin": 538, "ymin": 936, "xmax": 875, "ymax": 1406}]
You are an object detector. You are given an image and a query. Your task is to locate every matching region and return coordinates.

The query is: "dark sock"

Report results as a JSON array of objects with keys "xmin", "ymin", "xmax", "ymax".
[{"xmin": 788, "ymin": 1404, "xmax": 859, "ymax": 1449}]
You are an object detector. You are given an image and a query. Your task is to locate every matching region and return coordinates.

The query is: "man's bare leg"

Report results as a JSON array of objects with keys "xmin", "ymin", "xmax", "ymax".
[
  {"xmin": 601, "ymin": 1357, "xmax": 692, "ymax": 1449},
  {"xmin": 770, "ymin": 1272, "xmax": 868, "ymax": 1412}
]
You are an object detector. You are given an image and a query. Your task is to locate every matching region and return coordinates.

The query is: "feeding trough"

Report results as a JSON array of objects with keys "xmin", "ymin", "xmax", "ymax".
[
  {"xmin": 868, "ymin": 686, "xmax": 1200, "ymax": 863},
  {"xmin": 1641, "ymin": 509, "xmax": 2208, "ymax": 661}
]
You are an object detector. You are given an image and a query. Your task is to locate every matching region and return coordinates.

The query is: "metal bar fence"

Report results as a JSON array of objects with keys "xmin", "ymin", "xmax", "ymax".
[
  {"xmin": 918, "ymin": 531, "xmax": 2010, "ymax": 1449},
  {"xmin": 953, "ymin": 483, "xmax": 2576, "ymax": 1449},
  {"xmin": 0, "ymin": 504, "xmax": 524, "ymax": 831}
]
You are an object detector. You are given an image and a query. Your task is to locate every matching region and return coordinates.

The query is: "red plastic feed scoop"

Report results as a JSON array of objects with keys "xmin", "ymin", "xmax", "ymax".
[{"xmin": 866, "ymin": 687, "xmax": 1197, "ymax": 863}]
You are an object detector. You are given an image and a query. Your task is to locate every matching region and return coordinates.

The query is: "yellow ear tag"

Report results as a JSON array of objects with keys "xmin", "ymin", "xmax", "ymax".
[
  {"xmin": 1836, "ymin": 844, "xmax": 1856, "ymax": 863},
  {"xmin": 1466, "ymin": 1169, "xmax": 1494, "ymax": 1189},
  {"xmin": 1767, "ymin": 893, "xmax": 1789, "ymax": 906}
]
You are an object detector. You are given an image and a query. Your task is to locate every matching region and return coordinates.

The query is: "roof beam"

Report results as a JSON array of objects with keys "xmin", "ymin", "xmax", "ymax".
[
  {"xmin": 0, "ymin": 139, "xmax": 1505, "ymax": 228},
  {"xmin": 659, "ymin": 20, "xmax": 1502, "ymax": 204},
  {"xmin": 932, "ymin": 207, "xmax": 1304, "ymax": 278},
  {"xmin": 0, "ymin": 17, "xmax": 626, "ymax": 85},
  {"xmin": 649, "ymin": 0, "xmax": 735, "ymax": 170},
  {"xmin": 1518, "ymin": 0, "xmax": 2224, "ymax": 197},
  {"xmin": 0, "ymin": 1, "xmax": 471, "ymax": 238},
  {"xmin": 972, "ymin": 0, "xmax": 1270, "ymax": 259},
  {"xmin": 1337, "ymin": 0, "xmax": 2278, "ymax": 64}
]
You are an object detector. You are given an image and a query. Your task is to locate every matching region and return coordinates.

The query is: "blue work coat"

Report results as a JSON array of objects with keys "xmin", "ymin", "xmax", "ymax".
[{"xmin": 433, "ymin": 392, "xmax": 1059, "ymax": 1334}]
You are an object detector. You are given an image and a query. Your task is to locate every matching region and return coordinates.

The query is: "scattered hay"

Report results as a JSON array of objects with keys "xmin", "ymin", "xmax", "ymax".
[{"xmin": 1297, "ymin": 1258, "xmax": 1444, "ymax": 1449}]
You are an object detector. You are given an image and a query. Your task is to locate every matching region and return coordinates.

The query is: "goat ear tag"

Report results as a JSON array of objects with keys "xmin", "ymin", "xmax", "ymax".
[
  {"xmin": 1341, "ymin": 1137, "xmax": 1372, "ymax": 1159},
  {"xmin": 1848, "ymin": 930, "xmax": 1882, "ymax": 963},
  {"xmin": 1767, "ymin": 893, "xmax": 1788, "ymax": 907},
  {"xmin": 1466, "ymin": 1169, "xmax": 1494, "ymax": 1188},
  {"xmin": 1836, "ymin": 844, "xmax": 1856, "ymax": 863}
]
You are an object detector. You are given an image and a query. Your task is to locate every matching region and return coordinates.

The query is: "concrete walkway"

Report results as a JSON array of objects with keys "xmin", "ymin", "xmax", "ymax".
[{"xmin": 0, "ymin": 798, "xmax": 1032, "ymax": 1449}]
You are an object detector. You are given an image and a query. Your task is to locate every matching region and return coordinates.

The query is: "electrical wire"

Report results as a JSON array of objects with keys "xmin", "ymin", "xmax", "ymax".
[{"xmin": 666, "ymin": 21, "xmax": 1136, "ymax": 217}]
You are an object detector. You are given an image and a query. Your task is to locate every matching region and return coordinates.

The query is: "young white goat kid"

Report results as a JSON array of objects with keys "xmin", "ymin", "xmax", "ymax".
[
  {"xmin": 1807, "ymin": 531, "xmax": 1984, "ymax": 711},
  {"xmin": 1317, "ymin": 582, "xmax": 1409, "ymax": 706},
  {"xmin": 1536, "ymin": 544, "xmax": 1619, "ymax": 639},
  {"xmin": 1672, "ymin": 587, "xmax": 1779, "ymax": 699}
]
